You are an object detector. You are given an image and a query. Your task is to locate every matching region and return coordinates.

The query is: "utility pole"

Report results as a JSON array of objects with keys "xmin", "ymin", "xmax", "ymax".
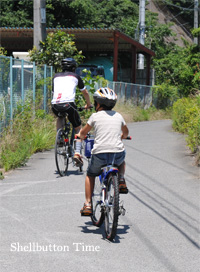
[
  {"xmin": 33, "ymin": 0, "xmax": 46, "ymax": 49},
  {"xmin": 138, "ymin": 0, "xmax": 146, "ymax": 69},
  {"xmin": 194, "ymin": 0, "xmax": 199, "ymax": 45}
]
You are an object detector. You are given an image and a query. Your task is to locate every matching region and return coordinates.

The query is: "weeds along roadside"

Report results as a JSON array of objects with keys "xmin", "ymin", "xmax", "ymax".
[
  {"xmin": 0, "ymin": 100, "xmax": 171, "ymax": 178},
  {"xmin": 0, "ymin": 106, "xmax": 56, "ymax": 176},
  {"xmin": 0, "ymin": 97, "xmax": 199, "ymax": 178},
  {"xmin": 172, "ymin": 95, "xmax": 200, "ymax": 167}
]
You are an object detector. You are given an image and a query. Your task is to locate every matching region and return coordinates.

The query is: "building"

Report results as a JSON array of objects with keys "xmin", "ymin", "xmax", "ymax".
[{"xmin": 0, "ymin": 27, "xmax": 155, "ymax": 85}]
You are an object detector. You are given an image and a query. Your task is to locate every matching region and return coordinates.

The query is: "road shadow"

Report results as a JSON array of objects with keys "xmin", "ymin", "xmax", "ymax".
[
  {"xmin": 79, "ymin": 220, "xmax": 130, "ymax": 243},
  {"xmin": 54, "ymin": 169, "xmax": 84, "ymax": 178}
]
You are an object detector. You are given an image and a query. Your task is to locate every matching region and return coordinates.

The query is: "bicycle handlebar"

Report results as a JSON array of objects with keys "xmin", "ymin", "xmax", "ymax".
[
  {"xmin": 77, "ymin": 105, "xmax": 93, "ymax": 111},
  {"xmin": 75, "ymin": 134, "xmax": 132, "ymax": 140}
]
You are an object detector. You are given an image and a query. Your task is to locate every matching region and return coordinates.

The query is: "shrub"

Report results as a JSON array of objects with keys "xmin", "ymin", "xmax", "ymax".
[
  {"xmin": 172, "ymin": 96, "xmax": 200, "ymax": 163},
  {"xmin": 153, "ymin": 82, "xmax": 179, "ymax": 109}
]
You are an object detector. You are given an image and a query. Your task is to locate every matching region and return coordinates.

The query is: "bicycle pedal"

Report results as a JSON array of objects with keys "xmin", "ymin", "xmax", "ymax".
[
  {"xmin": 119, "ymin": 188, "xmax": 129, "ymax": 194},
  {"xmin": 119, "ymin": 206, "xmax": 126, "ymax": 216}
]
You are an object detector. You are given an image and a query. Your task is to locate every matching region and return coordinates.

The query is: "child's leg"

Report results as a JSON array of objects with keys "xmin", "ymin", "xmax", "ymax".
[
  {"xmin": 118, "ymin": 161, "xmax": 125, "ymax": 179},
  {"xmin": 85, "ymin": 175, "xmax": 95, "ymax": 205},
  {"xmin": 118, "ymin": 161, "xmax": 128, "ymax": 194}
]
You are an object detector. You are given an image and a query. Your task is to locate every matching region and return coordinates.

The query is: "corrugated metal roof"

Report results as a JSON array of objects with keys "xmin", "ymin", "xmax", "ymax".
[{"xmin": 0, "ymin": 27, "xmax": 155, "ymax": 56}]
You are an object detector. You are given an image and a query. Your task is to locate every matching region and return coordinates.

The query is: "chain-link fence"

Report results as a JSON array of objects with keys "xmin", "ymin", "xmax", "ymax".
[
  {"xmin": 95, "ymin": 80, "xmax": 156, "ymax": 108},
  {"xmin": 0, "ymin": 56, "xmax": 53, "ymax": 134},
  {"xmin": 0, "ymin": 56, "xmax": 158, "ymax": 134}
]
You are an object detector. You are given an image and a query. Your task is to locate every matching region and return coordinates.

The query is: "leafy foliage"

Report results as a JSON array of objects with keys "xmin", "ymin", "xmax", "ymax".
[
  {"xmin": 0, "ymin": 0, "xmax": 33, "ymax": 27},
  {"xmin": 172, "ymin": 96, "xmax": 200, "ymax": 162},
  {"xmin": 153, "ymin": 83, "xmax": 179, "ymax": 109},
  {"xmin": 29, "ymin": 30, "xmax": 84, "ymax": 72},
  {"xmin": 0, "ymin": 47, "xmax": 7, "ymax": 56},
  {"xmin": 153, "ymin": 43, "xmax": 200, "ymax": 96}
]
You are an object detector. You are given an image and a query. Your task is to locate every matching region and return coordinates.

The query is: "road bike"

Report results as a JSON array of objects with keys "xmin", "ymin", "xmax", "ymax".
[
  {"xmin": 90, "ymin": 137, "xmax": 131, "ymax": 241},
  {"xmin": 55, "ymin": 107, "xmax": 89, "ymax": 176}
]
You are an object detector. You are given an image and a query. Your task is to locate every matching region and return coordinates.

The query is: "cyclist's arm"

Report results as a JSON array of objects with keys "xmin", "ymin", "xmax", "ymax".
[
  {"xmin": 76, "ymin": 123, "xmax": 92, "ymax": 140},
  {"xmin": 121, "ymin": 124, "xmax": 129, "ymax": 139},
  {"xmin": 82, "ymin": 88, "xmax": 92, "ymax": 108}
]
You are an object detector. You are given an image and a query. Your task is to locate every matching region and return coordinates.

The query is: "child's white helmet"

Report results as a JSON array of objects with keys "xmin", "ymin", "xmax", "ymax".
[{"xmin": 93, "ymin": 87, "xmax": 117, "ymax": 108}]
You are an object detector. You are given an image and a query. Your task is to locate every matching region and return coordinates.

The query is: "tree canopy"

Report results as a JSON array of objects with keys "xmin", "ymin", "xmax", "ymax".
[{"xmin": 1, "ymin": 0, "xmax": 199, "ymax": 96}]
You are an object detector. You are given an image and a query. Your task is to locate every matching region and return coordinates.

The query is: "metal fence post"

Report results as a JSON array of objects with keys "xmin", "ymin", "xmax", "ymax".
[
  {"xmin": 50, "ymin": 66, "xmax": 53, "ymax": 100},
  {"xmin": 9, "ymin": 56, "xmax": 13, "ymax": 121},
  {"xmin": 43, "ymin": 64, "xmax": 47, "ymax": 112},
  {"xmin": 33, "ymin": 62, "xmax": 36, "ymax": 111},
  {"xmin": 21, "ymin": 59, "xmax": 24, "ymax": 104}
]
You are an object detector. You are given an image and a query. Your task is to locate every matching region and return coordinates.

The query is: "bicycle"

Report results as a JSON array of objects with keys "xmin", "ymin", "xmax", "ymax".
[
  {"xmin": 55, "ymin": 107, "xmax": 89, "ymax": 176},
  {"xmin": 89, "ymin": 136, "xmax": 132, "ymax": 241}
]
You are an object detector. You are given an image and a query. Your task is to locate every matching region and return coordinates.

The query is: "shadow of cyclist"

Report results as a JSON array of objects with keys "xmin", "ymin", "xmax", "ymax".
[{"xmin": 79, "ymin": 221, "xmax": 130, "ymax": 243}]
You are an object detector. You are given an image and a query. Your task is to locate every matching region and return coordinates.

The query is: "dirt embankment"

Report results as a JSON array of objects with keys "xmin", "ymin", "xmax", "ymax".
[{"xmin": 146, "ymin": 0, "xmax": 193, "ymax": 47}]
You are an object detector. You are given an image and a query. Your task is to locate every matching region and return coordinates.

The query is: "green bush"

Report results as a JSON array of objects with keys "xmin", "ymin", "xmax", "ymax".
[
  {"xmin": 172, "ymin": 96, "xmax": 200, "ymax": 157},
  {"xmin": 153, "ymin": 82, "xmax": 179, "ymax": 109}
]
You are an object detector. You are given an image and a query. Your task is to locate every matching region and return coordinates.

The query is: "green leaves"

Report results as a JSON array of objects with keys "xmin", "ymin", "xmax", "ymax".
[
  {"xmin": 29, "ymin": 30, "xmax": 84, "ymax": 72},
  {"xmin": 172, "ymin": 96, "xmax": 200, "ymax": 158}
]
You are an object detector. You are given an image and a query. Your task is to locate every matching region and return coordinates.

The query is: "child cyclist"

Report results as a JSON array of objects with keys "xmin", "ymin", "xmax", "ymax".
[{"xmin": 76, "ymin": 87, "xmax": 129, "ymax": 216}]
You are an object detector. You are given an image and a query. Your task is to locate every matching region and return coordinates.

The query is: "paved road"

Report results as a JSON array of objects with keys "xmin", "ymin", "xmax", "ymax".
[{"xmin": 0, "ymin": 120, "xmax": 199, "ymax": 272}]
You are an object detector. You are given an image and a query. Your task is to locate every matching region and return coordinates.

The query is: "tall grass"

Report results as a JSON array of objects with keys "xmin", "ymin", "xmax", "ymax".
[
  {"xmin": 0, "ymin": 106, "xmax": 56, "ymax": 172},
  {"xmin": 114, "ymin": 101, "xmax": 172, "ymax": 123},
  {"xmin": 0, "ymin": 99, "xmax": 173, "ymax": 177}
]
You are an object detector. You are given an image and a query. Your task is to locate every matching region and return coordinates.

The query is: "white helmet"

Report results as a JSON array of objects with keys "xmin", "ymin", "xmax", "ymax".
[{"xmin": 93, "ymin": 87, "xmax": 117, "ymax": 108}]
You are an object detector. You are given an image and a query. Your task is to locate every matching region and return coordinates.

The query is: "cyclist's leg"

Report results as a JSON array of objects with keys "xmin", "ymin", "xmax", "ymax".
[
  {"xmin": 73, "ymin": 125, "xmax": 83, "ymax": 165},
  {"xmin": 80, "ymin": 175, "xmax": 95, "ymax": 215},
  {"xmin": 115, "ymin": 151, "xmax": 128, "ymax": 194},
  {"xmin": 74, "ymin": 125, "xmax": 82, "ymax": 154},
  {"xmin": 56, "ymin": 116, "xmax": 65, "ymax": 131},
  {"xmin": 51, "ymin": 104, "xmax": 67, "ymax": 130},
  {"xmin": 65, "ymin": 103, "xmax": 83, "ymax": 163},
  {"xmin": 80, "ymin": 154, "xmax": 104, "ymax": 216}
]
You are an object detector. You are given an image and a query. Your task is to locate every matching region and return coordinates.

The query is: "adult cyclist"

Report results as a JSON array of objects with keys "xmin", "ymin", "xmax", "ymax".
[{"xmin": 51, "ymin": 57, "xmax": 92, "ymax": 166}]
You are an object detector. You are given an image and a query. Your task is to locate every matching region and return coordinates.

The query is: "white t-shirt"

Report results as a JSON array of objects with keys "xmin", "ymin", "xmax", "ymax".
[
  {"xmin": 87, "ymin": 110, "xmax": 126, "ymax": 154},
  {"xmin": 51, "ymin": 72, "xmax": 85, "ymax": 104}
]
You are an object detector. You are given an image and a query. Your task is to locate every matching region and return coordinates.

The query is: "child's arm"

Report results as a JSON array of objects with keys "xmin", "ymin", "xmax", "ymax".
[
  {"xmin": 76, "ymin": 123, "xmax": 92, "ymax": 140},
  {"xmin": 121, "ymin": 124, "xmax": 129, "ymax": 139}
]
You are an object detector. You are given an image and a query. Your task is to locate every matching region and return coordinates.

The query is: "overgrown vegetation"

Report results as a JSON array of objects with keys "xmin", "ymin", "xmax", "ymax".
[
  {"xmin": 0, "ymin": 103, "xmax": 55, "ymax": 172},
  {"xmin": 172, "ymin": 95, "xmax": 200, "ymax": 166},
  {"xmin": 29, "ymin": 30, "xmax": 84, "ymax": 72},
  {"xmin": 1, "ymin": 1, "xmax": 199, "ymax": 170},
  {"xmin": 115, "ymin": 102, "xmax": 171, "ymax": 123}
]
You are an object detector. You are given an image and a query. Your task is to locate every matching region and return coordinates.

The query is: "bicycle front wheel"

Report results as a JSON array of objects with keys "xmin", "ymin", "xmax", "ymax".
[
  {"xmin": 104, "ymin": 172, "xmax": 119, "ymax": 241},
  {"xmin": 55, "ymin": 129, "xmax": 69, "ymax": 176},
  {"xmin": 91, "ymin": 176, "xmax": 104, "ymax": 227}
]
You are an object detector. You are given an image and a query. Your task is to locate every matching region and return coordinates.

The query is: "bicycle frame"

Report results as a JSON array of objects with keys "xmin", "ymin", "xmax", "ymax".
[{"xmin": 99, "ymin": 166, "xmax": 119, "ymax": 207}]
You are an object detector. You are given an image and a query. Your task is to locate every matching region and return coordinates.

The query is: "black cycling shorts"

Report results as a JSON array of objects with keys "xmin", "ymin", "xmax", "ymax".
[{"xmin": 51, "ymin": 102, "xmax": 82, "ymax": 128}]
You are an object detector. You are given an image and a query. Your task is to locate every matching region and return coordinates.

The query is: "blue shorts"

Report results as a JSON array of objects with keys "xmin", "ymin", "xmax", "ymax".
[{"xmin": 87, "ymin": 151, "xmax": 126, "ymax": 177}]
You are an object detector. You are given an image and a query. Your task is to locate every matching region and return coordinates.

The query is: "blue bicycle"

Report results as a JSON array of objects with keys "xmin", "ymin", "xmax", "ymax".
[{"xmin": 89, "ymin": 137, "xmax": 131, "ymax": 241}]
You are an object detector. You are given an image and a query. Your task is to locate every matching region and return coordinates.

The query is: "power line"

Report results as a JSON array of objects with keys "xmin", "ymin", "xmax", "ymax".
[{"xmin": 161, "ymin": 0, "xmax": 199, "ymax": 11}]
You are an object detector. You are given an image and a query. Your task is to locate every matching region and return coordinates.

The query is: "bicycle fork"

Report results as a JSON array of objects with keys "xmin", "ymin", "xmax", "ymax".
[{"xmin": 101, "ymin": 180, "xmax": 126, "ymax": 216}]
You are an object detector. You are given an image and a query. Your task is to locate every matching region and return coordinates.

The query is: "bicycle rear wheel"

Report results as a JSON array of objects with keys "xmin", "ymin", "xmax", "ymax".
[
  {"xmin": 104, "ymin": 172, "xmax": 119, "ymax": 241},
  {"xmin": 91, "ymin": 177, "xmax": 104, "ymax": 227},
  {"xmin": 55, "ymin": 128, "xmax": 69, "ymax": 176}
]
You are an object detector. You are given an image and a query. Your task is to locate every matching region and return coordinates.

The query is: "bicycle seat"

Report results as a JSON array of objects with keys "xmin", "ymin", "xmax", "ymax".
[{"xmin": 58, "ymin": 111, "xmax": 68, "ymax": 118}]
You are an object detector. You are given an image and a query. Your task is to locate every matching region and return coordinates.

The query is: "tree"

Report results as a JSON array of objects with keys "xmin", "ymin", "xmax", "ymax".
[
  {"xmin": 29, "ymin": 30, "xmax": 84, "ymax": 72},
  {"xmin": 153, "ymin": 43, "xmax": 200, "ymax": 96},
  {"xmin": 0, "ymin": 0, "xmax": 33, "ymax": 27}
]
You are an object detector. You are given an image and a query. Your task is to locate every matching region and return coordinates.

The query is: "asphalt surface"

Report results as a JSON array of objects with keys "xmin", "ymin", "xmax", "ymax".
[{"xmin": 0, "ymin": 120, "xmax": 199, "ymax": 272}]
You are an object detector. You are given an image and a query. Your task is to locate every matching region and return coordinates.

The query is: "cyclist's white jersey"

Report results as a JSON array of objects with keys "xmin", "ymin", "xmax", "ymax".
[{"xmin": 51, "ymin": 71, "xmax": 85, "ymax": 104}]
